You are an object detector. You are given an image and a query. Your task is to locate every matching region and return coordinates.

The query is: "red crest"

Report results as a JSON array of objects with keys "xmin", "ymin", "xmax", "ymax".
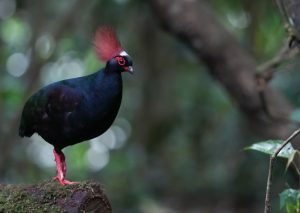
[{"xmin": 94, "ymin": 26, "xmax": 123, "ymax": 61}]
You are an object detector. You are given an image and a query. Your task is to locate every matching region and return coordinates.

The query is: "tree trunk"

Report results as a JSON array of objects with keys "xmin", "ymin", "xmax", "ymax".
[
  {"xmin": 0, "ymin": 180, "xmax": 112, "ymax": 213},
  {"xmin": 149, "ymin": 0, "xmax": 294, "ymax": 140}
]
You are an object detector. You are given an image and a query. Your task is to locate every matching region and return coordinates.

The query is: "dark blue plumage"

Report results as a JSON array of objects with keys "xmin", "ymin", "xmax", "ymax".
[
  {"xmin": 19, "ymin": 68, "xmax": 122, "ymax": 150},
  {"xmin": 18, "ymin": 26, "xmax": 133, "ymax": 185}
]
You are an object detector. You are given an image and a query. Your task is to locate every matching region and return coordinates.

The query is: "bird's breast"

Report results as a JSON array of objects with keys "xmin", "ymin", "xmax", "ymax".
[{"xmin": 65, "ymin": 77, "xmax": 123, "ymax": 143}]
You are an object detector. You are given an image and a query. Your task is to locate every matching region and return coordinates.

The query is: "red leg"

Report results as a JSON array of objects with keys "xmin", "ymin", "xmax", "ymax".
[{"xmin": 53, "ymin": 149, "xmax": 79, "ymax": 185}]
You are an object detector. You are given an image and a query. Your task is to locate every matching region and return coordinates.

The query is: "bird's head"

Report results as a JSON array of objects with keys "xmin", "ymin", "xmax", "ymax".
[
  {"xmin": 94, "ymin": 26, "xmax": 133, "ymax": 74},
  {"xmin": 106, "ymin": 51, "xmax": 133, "ymax": 73}
]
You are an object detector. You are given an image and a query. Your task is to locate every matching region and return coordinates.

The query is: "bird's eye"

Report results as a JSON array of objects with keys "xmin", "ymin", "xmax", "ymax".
[{"xmin": 116, "ymin": 57, "xmax": 126, "ymax": 66}]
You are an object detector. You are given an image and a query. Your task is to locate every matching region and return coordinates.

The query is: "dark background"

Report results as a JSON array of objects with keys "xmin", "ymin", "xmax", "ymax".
[{"xmin": 0, "ymin": 0, "xmax": 298, "ymax": 212}]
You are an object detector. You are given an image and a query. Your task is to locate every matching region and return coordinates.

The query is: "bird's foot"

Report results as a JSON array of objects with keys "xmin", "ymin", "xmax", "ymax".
[{"xmin": 53, "ymin": 176, "xmax": 79, "ymax": 185}]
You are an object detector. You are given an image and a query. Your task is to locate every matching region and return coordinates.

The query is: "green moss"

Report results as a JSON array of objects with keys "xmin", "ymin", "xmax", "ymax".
[{"xmin": 0, "ymin": 180, "xmax": 103, "ymax": 213}]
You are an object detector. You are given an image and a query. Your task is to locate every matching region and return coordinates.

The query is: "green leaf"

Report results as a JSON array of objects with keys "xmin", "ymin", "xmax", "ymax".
[
  {"xmin": 280, "ymin": 189, "xmax": 300, "ymax": 212},
  {"xmin": 245, "ymin": 140, "xmax": 295, "ymax": 159},
  {"xmin": 286, "ymin": 151, "xmax": 298, "ymax": 171}
]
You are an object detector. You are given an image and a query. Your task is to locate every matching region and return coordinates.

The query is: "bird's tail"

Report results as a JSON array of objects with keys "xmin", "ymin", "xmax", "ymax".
[
  {"xmin": 19, "ymin": 121, "xmax": 34, "ymax": 138},
  {"xmin": 19, "ymin": 127, "xmax": 25, "ymax": 137}
]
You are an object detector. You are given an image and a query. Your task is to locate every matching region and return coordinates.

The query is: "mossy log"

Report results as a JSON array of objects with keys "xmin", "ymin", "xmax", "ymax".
[{"xmin": 0, "ymin": 180, "xmax": 112, "ymax": 213}]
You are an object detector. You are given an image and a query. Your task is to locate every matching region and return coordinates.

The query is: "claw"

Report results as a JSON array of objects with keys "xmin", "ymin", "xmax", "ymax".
[{"xmin": 53, "ymin": 176, "xmax": 79, "ymax": 185}]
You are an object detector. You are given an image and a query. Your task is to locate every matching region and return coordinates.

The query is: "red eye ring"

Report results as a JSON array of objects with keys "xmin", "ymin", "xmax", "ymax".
[{"xmin": 116, "ymin": 57, "xmax": 126, "ymax": 66}]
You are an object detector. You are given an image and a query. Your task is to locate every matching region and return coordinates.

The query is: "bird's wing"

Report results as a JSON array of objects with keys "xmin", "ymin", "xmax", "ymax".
[{"xmin": 46, "ymin": 84, "xmax": 84, "ymax": 118}]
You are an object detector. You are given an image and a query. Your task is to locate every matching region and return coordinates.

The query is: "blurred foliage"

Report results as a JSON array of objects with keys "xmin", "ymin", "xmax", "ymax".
[
  {"xmin": 0, "ymin": 0, "xmax": 299, "ymax": 212},
  {"xmin": 280, "ymin": 189, "xmax": 300, "ymax": 213},
  {"xmin": 248, "ymin": 139, "xmax": 300, "ymax": 212}
]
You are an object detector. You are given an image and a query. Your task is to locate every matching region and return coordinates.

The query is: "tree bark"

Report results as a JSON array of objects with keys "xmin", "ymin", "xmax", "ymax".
[
  {"xmin": 0, "ymin": 180, "xmax": 112, "ymax": 213},
  {"xmin": 149, "ymin": 0, "xmax": 294, "ymax": 140}
]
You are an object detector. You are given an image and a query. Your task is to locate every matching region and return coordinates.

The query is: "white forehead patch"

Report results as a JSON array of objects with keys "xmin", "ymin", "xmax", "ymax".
[{"xmin": 120, "ymin": 51, "xmax": 129, "ymax": 56}]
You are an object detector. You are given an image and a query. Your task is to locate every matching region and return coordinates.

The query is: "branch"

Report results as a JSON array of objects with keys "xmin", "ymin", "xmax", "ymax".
[
  {"xmin": 149, "ymin": 0, "xmax": 293, "ymax": 139},
  {"xmin": 274, "ymin": 0, "xmax": 300, "ymax": 41},
  {"xmin": 264, "ymin": 128, "xmax": 300, "ymax": 213},
  {"xmin": 257, "ymin": 40, "xmax": 299, "ymax": 80},
  {"xmin": 0, "ymin": 180, "xmax": 112, "ymax": 213}
]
